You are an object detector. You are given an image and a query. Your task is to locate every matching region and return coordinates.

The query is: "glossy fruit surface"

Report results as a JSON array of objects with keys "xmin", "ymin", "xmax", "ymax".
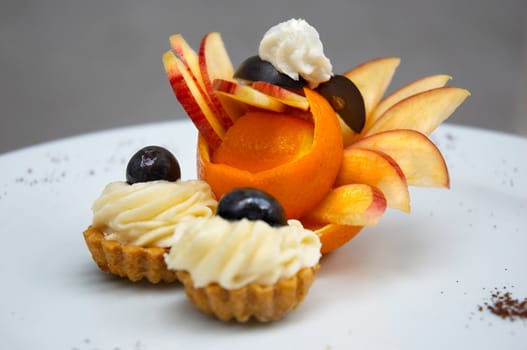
[
  {"xmin": 212, "ymin": 112, "xmax": 314, "ymax": 172},
  {"xmin": 163, "ymin": 51, "xmax": 225, "ymax": 148},
  {"xmin": 304, "ymin": 222, "xmax": 363, "ymax": 254},
  {"xmin": 217, "ymin": 188, "xmax": 287, "ymax": 227},
  {"xmin": 316, "ymin": 75, "xmax": 365, "ymax": 133},
  {"xmin": 126, "ymin": 146, "xmax": 181, "ymax": 184},
  {"xmin": 198, "ymin": 88, "xmax": 343, "ymax": 219},
  {"xmin": 234, "ymin": 56, "xmax": 306, "ymax": 90}
]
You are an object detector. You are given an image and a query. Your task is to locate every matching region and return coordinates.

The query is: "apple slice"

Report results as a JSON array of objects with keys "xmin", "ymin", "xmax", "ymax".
[
  {"xmin": 170, "ymin": 34, "xmax": 205, "ymax": 88},
  {"xmin": 351, "ymin": 129, "xmax": 449, "ymax": 188},
  {"xmin": 338, "ymin": 117, "xmax": 360, "ymax": 147},
  {"xmin": 170, "ymin": 34, "xmax": 223, "ymax": 119},
  {"xmin": 213, "ymin": 79, "xmax": 287, "ymax": 112},
  {"xmin": 215, "ymin": 92, "xmax": 249, "ymax": 121},
  {"xmin": 369, "ymin": 74, "xmax": 452, "ymax": 126},
  {"xmin": 252, "ymin": 81, "xmax": 309, "ymax": 111},
  {"xmin": 170, "ymin": 33, "xmax": 233, "ymax": 129},
  {"xmin": 336, "ymin": 148, "xmax": 410, "ymax": 212},
  {"xmin": 365, "ymin": 87, "xmax": 470, "ymax": 137},
  {"xmin": 199, "ymin": 32, "xmax": 235, "ymax": 128},
  {"xmin": 303, "ymin": 184, "xmax": 387, "ymax": 226},
  {"xmin": 199, "ymin": 32, "xmax": 234, "ymax": 83},
  {"xmin": 344, "ymin": 57, "xmax": 400, "ymax": 119},
  {"xmin": 163, "ymin": 50, "xmax": 225, "ymax": 148}
]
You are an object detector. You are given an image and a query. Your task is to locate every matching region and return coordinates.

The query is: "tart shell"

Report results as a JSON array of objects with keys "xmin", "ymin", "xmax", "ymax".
[
  {"xmin": 83, "ymin": 226, "xmax": 178, "ymax": 283},
  {"xmin": 176, "ymin": 264, "xmax": 320, "ymax": 322}
]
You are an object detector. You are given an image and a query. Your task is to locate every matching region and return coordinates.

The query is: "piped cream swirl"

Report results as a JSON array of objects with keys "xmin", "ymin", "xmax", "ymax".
[
  {"xmin": 92, "ymin": 180, "xmax": 217, "ymax": 247},
  {"xmin": 164, "ymin": 217, "xmax": 321, "ymax": 289},
  {"xmin": 258, "ymin": 18, "xmax": 333, "ymax": 87}
]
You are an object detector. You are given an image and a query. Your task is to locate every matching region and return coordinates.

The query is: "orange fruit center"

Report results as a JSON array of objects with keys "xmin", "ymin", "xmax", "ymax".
[
  {"xmin": 197, "ymin": 88, "xmax": 343, "ymax": 219},
  {"xmin": 212, "ymin": 112, "xmax": 314, "ymax": 173}
]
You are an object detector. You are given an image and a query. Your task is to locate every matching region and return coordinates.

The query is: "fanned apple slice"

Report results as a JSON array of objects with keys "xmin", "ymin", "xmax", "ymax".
[
  {"xmin": 170, "ymin": 34, "xmax": 205, "ymax": 88},
  {"xmin": 303, "ymin": 184, "xmax": 387, "ymax": 226},
  {"xmin": 365, "ymin": 87, "xmax": 470, "ymax": 137},
  {"xmin": 163, "ymin": 51, "xmax": 224, "ymax": 148},
  {"xmin": 199, "ymin": 32, "xmax": 234, "ymax": 82},
  {"xmin": 215, "ymin": 92, "xmax": 249, "ymax": 121},
  {"xmin": 213, "ymin": 79, "xmax": 287, "ymax": 112},
  {"xmin": 369, "ymin": 74, "xmax": 452, "ymax": 125},
  {"xmin": 351, "ymin": 129, "xmax": 449, "ymax": 188},
  {"xmin": 199, "ymin": 32, "xmax": 235, "ymax": 128},
  {"xmin": 336, "ymin": 148, "xmax": 410, "ymax": 212},
  {"xmin": 170, "ymin": 34, "xmax": 226, "ymax": 123},
  {"xmin": 338, "ymin": 117, "xmax": 360, "ymax": 147},
  {"xmin": 344, "ymin": 57, "xmax": 400, "ymax": 120},
  {"xmin": 252, "ymin": 81, "xmax": 309, "ymax": 111}
]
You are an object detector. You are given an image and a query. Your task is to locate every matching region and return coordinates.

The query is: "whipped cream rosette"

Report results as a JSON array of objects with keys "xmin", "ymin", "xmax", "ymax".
[
  {"xmin": 84, "ymin": 146, "xmax": 217, "ymax": 283},
  {"xmin": 165, "ymin": 189, "xmax": 321, "ymax": 322}
]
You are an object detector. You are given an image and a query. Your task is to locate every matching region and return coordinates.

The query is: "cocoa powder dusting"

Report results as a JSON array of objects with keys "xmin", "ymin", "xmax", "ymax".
[{"xmin": 480, "ymin": 289, "xmax": 527, "ymax": 321}]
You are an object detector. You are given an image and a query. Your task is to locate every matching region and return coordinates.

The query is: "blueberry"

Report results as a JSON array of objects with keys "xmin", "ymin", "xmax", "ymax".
[
  {"xmin": 315, "ymin": 75, "xmax": 366, "ymax": 133},
  {"xmin": 217, "ymin": 188, "xmax": 288, "ymax": 227},
  {"xmin": 234, "ymin": 56, "xmax": 306, "ymax": 90},
  {"xmin": 126, "ymin": 146, "xmax": 181, "ymax": 184}
]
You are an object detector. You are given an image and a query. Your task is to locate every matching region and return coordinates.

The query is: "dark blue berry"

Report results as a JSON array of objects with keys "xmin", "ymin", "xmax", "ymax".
[
  {"xmin": 126, "ymin": 146, "xmax": 181, "ymax": 184},
  {"xmin": 234, "ymin": 56, "xmax": 306, "ymax": 90},
  {"xmin": 315, "ymin": 75, "xmax": 366, "ymax": 133},
  {"xmin": 217, "ymin": 188, "xmax": 287, "ymax": 227}
]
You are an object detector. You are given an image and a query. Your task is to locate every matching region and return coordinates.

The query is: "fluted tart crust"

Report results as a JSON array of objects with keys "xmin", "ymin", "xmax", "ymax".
[
  {"xmin": 176, "ymin": 264, "xmax": 319, "ymax": 322},
  {"xmin": 83, "ymin": 226, "xmax": 178, "ymax": 283}
]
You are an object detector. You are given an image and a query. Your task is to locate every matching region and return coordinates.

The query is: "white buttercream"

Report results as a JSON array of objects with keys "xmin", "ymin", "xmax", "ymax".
[
  {"xmin": 92, "ymin": 180, "xmax": 217, "ymax": 247},
  {"xmin": 164, "ymin": 217, "xmax": 321, "ymax": 289},
  {"xmin": 258, "ymin": 18, "xmax": 333, "ymax": 87}
]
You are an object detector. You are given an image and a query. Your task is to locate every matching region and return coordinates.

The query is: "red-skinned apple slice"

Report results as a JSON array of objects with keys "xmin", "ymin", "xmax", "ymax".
[
  {"xmin": 163, "ymin": 50, "xmax": 224, "ymax": 149},
  {"xmin": 199, "ymin": 32, "xmax": 234, "ymax": 82},
  {"xmin": 351, "ymin": 129, "xmax": 449, "ymax": 188},
  {"xmin": 215, "ymin": 92, "xmax": 249, "ymax": 121},
  {"xmin": 336, "ymin": 148, "xmax": 410, "ymax": 212},
  {"xmin": 213, "ymin": 79, "xmax": 287, "ymax": 112},
  {"xmin": 370, "ymin": 74, "xmax": 452, "ymax": 126},
  {"xmin": 170, "ymin": 34, "xmax": 231, "ymax": 127},
  {"xmin": 365, "ymin": 87, "xmax": 470, "ymax": 137},
  {"xmin": 199, "ymin": 32, "xmax": 235, "ymax": 128},
  {"xmin": 344, "ymin": 57, "xmax": 400, "ymax": 120},
  {"xmin": 170, "ymin": 34, "xmax": 205, "ymax": 88},
  {"xmin": 251, "ymin": 81, "xmax": 309, "ymax": 111},
  {"xmin": 303, "ymin": 184, "xmax": 387, "ymax": 226}
]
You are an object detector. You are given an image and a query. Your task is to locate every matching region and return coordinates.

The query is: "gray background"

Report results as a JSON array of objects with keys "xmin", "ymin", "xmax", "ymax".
[{"xmin": 1, "ymin": 0, "xmax": 526, "ymax": 154}]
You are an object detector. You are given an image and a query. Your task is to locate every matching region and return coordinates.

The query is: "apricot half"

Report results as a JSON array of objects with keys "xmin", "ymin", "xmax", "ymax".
[{"xmin": 198, "ymin": 89, "xmax": 344, "ymax": 219}]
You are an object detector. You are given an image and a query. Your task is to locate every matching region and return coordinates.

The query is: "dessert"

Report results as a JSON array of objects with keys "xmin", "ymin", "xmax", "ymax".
[
  {"xmin": 164, "ymin": 188, "xmax": 321, "ymax": 322},
  {"xmin": 81, "ymin": 17, "xmax": 471, "ymax": 322},
  {"xmin": 162, "ymin": 18, "xmax": 470, "ymax": 254},
  {"xmin": 83, "ymin": 146, "xmax": 217, "ymax": 283}
]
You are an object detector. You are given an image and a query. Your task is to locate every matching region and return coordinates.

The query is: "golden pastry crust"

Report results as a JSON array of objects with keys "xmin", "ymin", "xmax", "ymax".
[
  {"xmin": 83, "ymin": 226, "xmax": 178, "ymax": 283},
  {"xmin": 176, "ymin": 264, "xmax": 320, "ymax": 322}
]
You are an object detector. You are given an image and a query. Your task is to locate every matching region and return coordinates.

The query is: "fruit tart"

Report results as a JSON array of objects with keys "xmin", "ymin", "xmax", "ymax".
[
  {"xmin": 164, "ymin": 188, "xmax": 321, "ymax": 322},
  {"xmin": 162, "ymin": 18, "xmax": 470, "ymax": 254},
  {"xmin": 83, "ymin": 146, "xmax": 217, "ymax": 283}
]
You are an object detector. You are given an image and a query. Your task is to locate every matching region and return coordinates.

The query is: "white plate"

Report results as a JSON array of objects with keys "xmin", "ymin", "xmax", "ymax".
[{"xmin": 1, "ymin": 121, "xmax": 526, "ymax": 349}]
